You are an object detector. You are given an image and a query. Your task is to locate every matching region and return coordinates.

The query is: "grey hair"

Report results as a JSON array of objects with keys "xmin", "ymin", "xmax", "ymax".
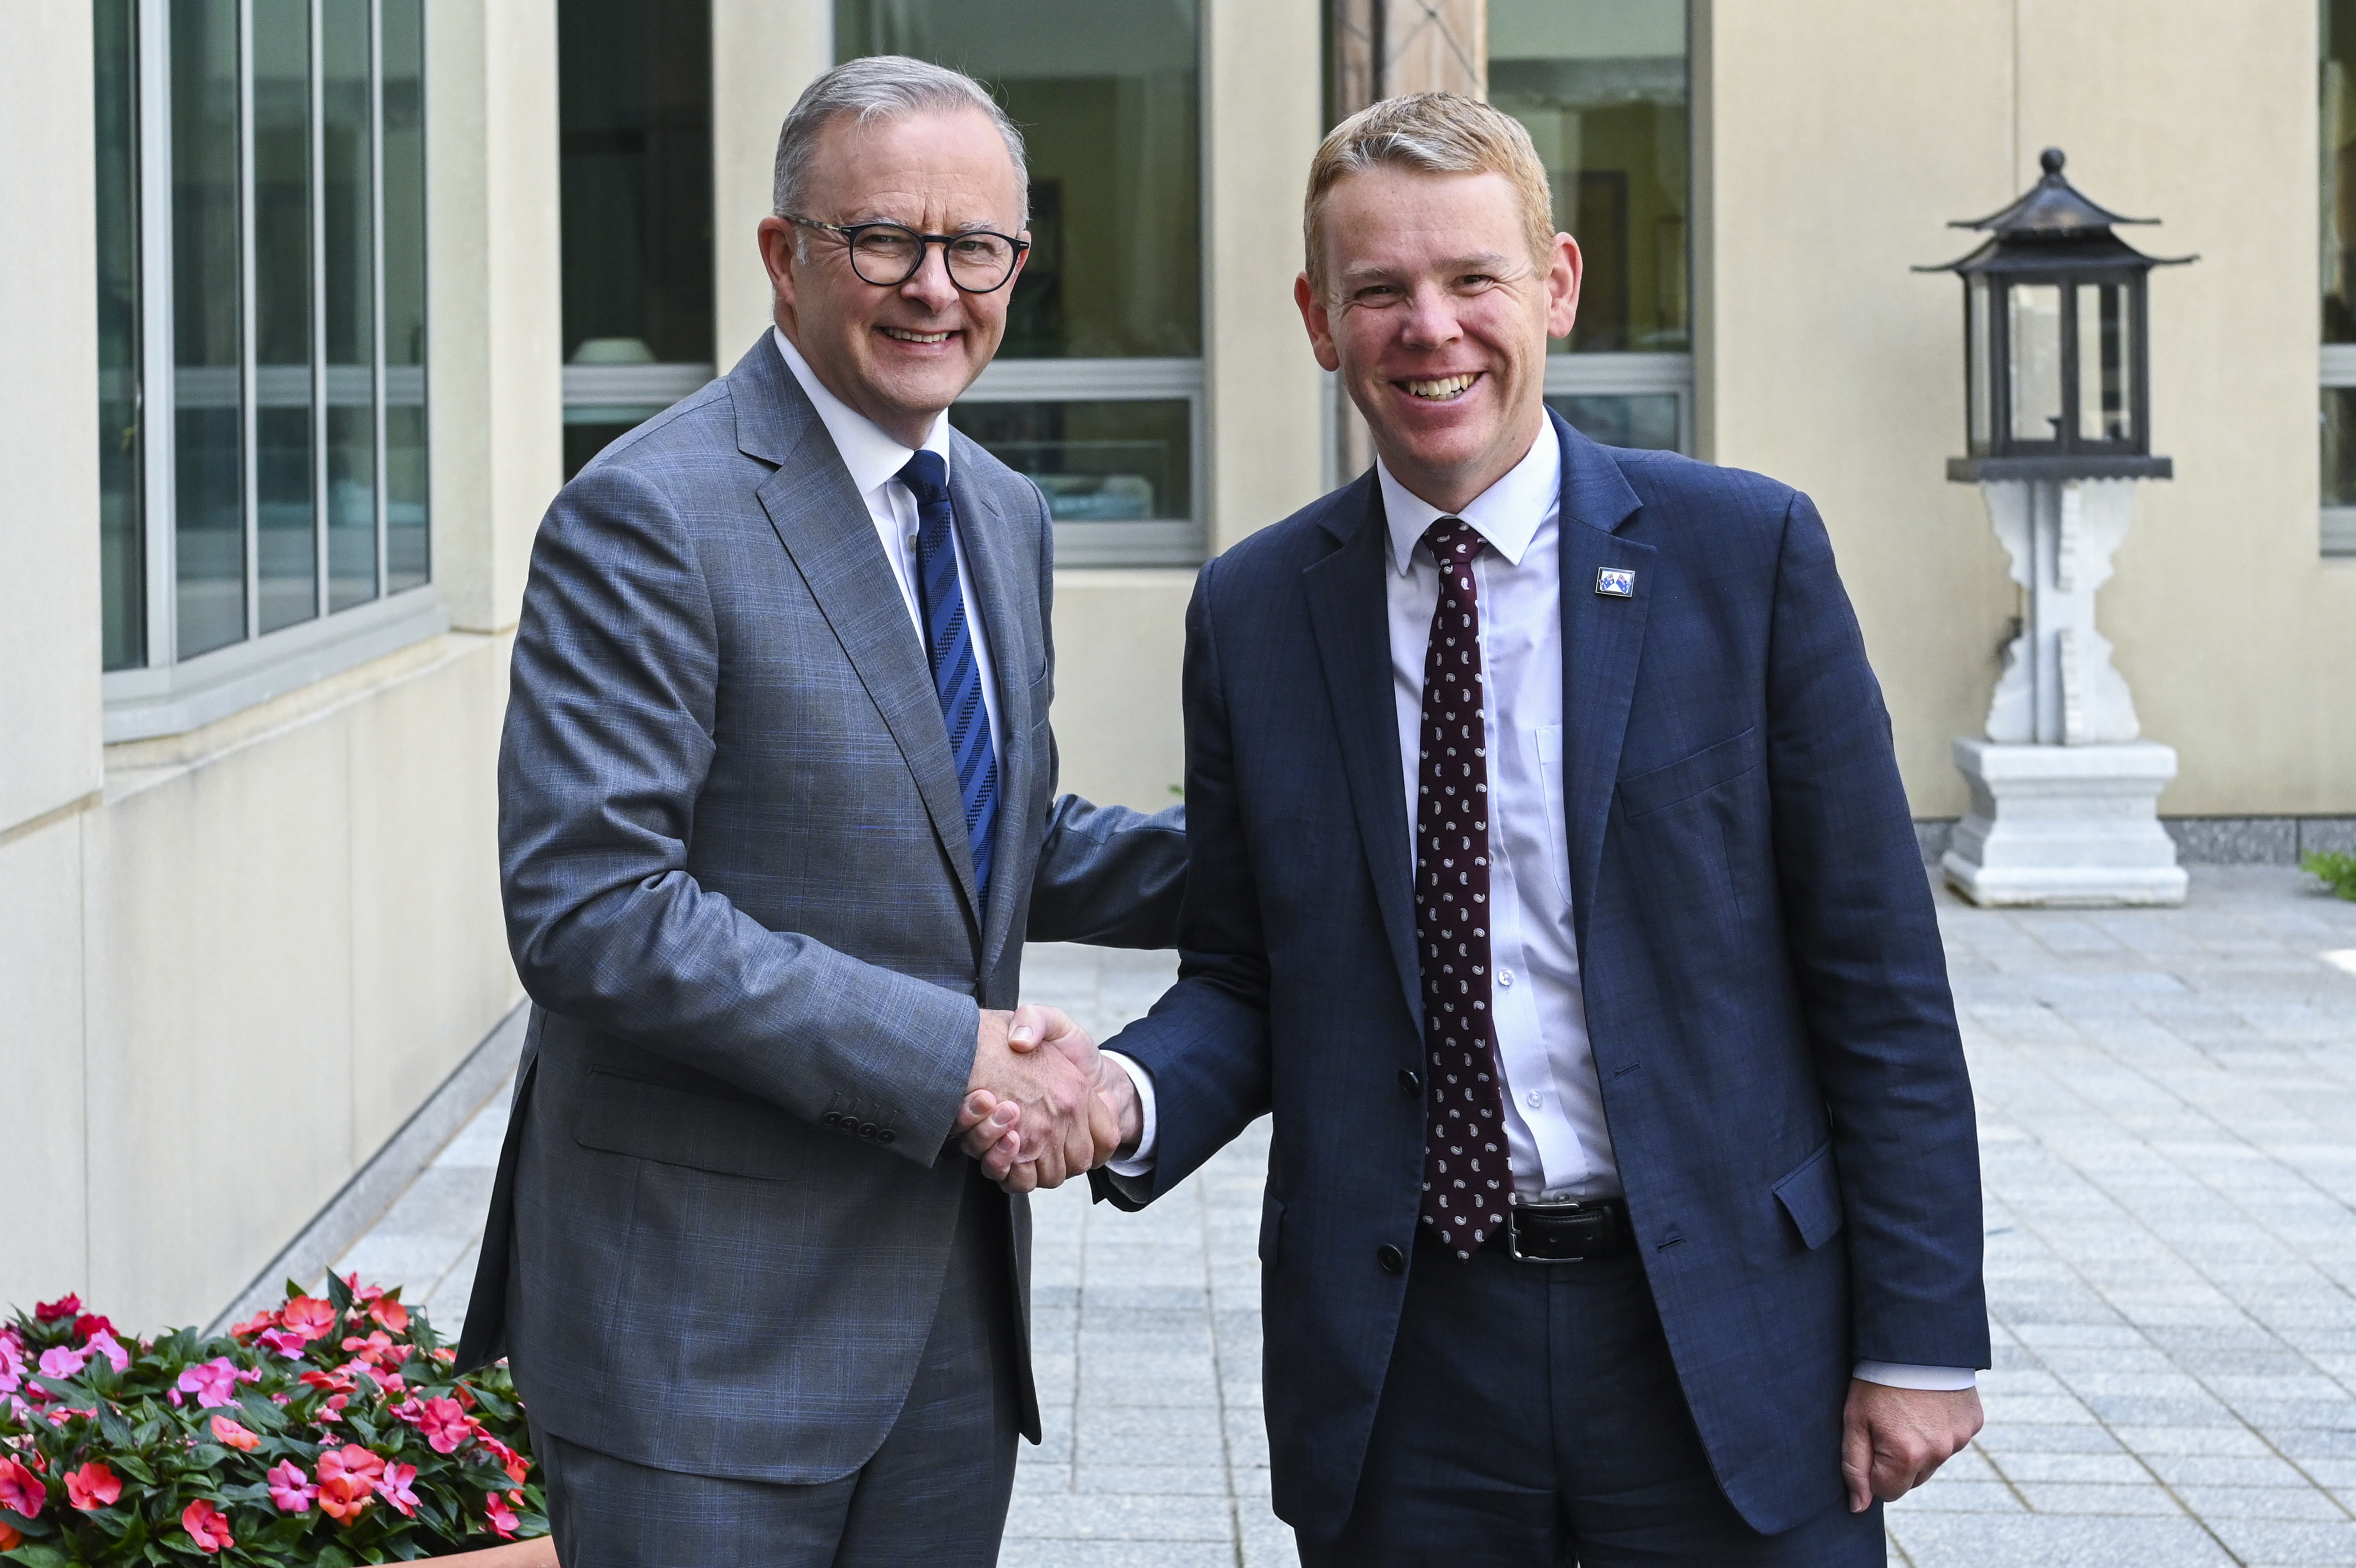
[{"xmin": 771, "ymin": 55, "xmax": 1029, "ymax": 226}]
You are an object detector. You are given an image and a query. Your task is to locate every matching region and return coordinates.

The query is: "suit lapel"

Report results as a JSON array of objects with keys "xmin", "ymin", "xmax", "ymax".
[
  {"xmin": 1549, "ymin": 412, "xmax": 1653, "ymax": 944},
  {"xmin": 736, "ymin": 342, "xmax": 982, "ymax": 930},
  {"xmin": 949, "ymin": 447, "xmax": 1037, "ymax": 979},
  {"xmin": 1301, "ymin": 477, "xmax": 1424, "ymax": 1032}
]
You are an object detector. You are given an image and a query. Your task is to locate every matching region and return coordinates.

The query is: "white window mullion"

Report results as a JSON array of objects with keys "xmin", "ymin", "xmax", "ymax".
[
  {"xmin": 237, "ymin": 0, "xmax": 261, "ymax": 642},
  {"xmin": 369, "ymin": 0, "xmax": 389, "ymax": 600},
  {"xmin": 137, "ymin": 0, "xmax": 178, "ymax": 668}
]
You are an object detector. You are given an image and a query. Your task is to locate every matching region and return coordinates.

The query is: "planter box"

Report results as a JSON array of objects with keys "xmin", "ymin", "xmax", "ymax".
[{"xmin": 426, "ymin": 1542, "xmax": 557, "ymax": 1567}]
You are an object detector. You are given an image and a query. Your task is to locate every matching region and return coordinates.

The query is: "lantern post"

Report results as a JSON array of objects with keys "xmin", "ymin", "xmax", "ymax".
[{"xmin": 1920, "ymin": 149, "xmax": 2196, "ymax": 905}]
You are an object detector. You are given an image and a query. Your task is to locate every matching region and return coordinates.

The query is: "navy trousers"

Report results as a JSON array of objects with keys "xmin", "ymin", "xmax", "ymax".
[
  {"xmin": 533, "ymin": 1166, "xmax": 1022, "ymax": 1568},
  {"xmin": 1299, "ymin": 1232, "xmax": 1885, "ymax": 1568}
]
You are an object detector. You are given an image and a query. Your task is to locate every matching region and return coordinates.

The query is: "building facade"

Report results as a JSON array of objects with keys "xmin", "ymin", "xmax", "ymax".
[{"xmin": 3, "ymin": 0, "xmax": 2349, "ymax": 1327}]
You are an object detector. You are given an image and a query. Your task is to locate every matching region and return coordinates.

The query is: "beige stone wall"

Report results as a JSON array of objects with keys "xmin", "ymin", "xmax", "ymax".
[
  {"xmin": 0, "ymin": 2, "xmax": 542, "ymax": 1327},
  {"xmin": 1701, "ymin": 0, "xmax": 2354, "ymax": 817},
  {"xmin": 711, "ymin": 0, "xmax": 832, "ymax": 362}
]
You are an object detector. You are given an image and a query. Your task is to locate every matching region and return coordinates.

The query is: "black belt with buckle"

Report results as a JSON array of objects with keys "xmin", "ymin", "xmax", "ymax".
[{"xmin": 1497, "ymin": 1195, "xmax": 1634, "ymax": 1263}]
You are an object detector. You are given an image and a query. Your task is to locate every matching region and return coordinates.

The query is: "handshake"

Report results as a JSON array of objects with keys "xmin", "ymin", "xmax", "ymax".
[{"xmin": 953, "ymin": 1004, "xmax": 1141, "ymax": 1192}]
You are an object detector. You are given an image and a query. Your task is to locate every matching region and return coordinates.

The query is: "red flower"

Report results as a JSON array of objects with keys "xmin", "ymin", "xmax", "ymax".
[
  {"xmin": 33, "ymin": 1295, "xmax": 82, "ymax": 1323},
  {"xmin": 210, "ymin": 1414, "xmax": 261, "ymax": 1452},
  {"xmin": 340, "ymin": 1330, "xmax": 397, "ymax": 1368},
  {"xmin": 478, "ymin": 1434, "xmax": 531, "ymax": 1486},
  {"xmin": 0, "ymin": 1519, "xmax": 19, "ymax": 1552},
  {"xmin": 280, "ymin": 1295, "xmax": 335, "ymax": 1341},
  {"xmin": 0, "ymin": 1456, "xmax": 46, "ymax": 1518},
  {"xmin": 367, "ymin": 1296, "xmax": 410, "ymax": 1335},
  {"xmin": 68, "ymin": 1313, "xmax": 116, "ymax": 1346},
  {"xmin": 182, "ymin": 1498, "xmax": 234, "ymax": 1553},
  {"xmin": 65, "ymin": 1462, "xmax": 121, "ymax": 1511},
  {"xmin": 485, "ymin": 1490, "xmax": 521, "ymax": 1540},
  {"xmin": 317, "ymin": 1447, "xmax": 385, "ymax": 1528},
  {"xmin": 417, "ymin": 1396, "xmax": 472, "ymax": 1454},
  {"xmin": 230, "ymin": 1308, "xmax": 278, "ymax": 1340}
]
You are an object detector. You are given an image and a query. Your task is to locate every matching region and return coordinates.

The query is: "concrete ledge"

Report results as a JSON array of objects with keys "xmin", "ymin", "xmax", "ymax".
[
  {"xmin": 1916, "ymin": 816, "xmax": 2356, "ymax": 866},
  {"xmin": 205, "ymin": 1000, "xmax": 527, "ymax": 1336}
]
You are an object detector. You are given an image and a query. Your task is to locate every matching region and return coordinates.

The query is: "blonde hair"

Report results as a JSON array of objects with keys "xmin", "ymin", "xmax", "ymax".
[{"xmin": 1303, "ymin": 93, "xmax": 1556, "ymax": 296}]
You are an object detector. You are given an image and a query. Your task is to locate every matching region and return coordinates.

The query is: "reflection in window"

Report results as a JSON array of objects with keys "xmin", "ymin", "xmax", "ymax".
[
  {"xmin": 949, "ymin": 400, "xmax": 1191, "ymax": 522},
  {"xmin": 2008, "ymin": 283, "xmax": 2063, "ymax": 445},
  {"xmin": 835, "ymin": 0, "xmax": 1202, "ymax": 361},
  {"xmin": 95, "ymin": 0, "xmax": 143, "ymax": 671},
  {"xmin": 2324, "ymin": 390, "xmax": 2356, "ymax": 507},
  {"xmin": 1489, "ymin": 0, "xmax": 1688, "ymax": 355},
  {"xmin": 1545, "ymin": 394, "xmax": 1678, "ymax": 452},
  {"xmin": 105, "ymin": 0, "xmax": 431, "ymax": 673},
  {"xmin": 2325, "ymin": 0, "xmax": 2356, "ymax": 343}
]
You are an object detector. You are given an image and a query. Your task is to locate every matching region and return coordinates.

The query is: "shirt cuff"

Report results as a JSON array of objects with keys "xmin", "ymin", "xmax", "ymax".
[
  {"xmin": 1852, "ymin": 1361, "xmax": 1979, "ymax": 1391},
  {"xmin": 1103, "ymin": 1051, "xmax": 1157, "ymax": 1176}
]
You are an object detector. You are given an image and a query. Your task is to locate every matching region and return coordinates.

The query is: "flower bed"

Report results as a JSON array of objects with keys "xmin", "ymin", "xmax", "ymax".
[{"xmin": 0, "ymin": 1274, "xmax": 547, "ymax": 1566}]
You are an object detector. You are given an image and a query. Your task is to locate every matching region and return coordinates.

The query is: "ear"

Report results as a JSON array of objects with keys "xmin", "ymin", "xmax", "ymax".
[
  {"xmin": 1544, "ymin": 232, "xmax": 1582, "ymax": 342},
  {"xmin": 758, "ymin": 216, "xmax": 799, "ymax": 327},
  {"xmin": 1295, "ymin": 272, "xmax": 1342, "ymax": 374}
]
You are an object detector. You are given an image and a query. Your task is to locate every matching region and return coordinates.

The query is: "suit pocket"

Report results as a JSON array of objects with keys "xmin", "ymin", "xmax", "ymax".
[
  {"xmin": 573, "ymin": 1070, "xmax": 808, "ymax": 1182},
  {"xmin": 1259, "ymin": 1193, "xmax": 1285, "ymax": 1267},
  {"xmin": 1772, "ymin": 1141, "xmax": 1845, "ymax": 1251},
  {"xmin": 1617, "ymin": 726, "xmax": 1763, "ymax": 820}
]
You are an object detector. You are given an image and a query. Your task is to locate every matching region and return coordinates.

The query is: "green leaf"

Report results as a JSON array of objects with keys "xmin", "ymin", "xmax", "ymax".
[
  {"xmin": 313, "ymin": 1544, "xmax": 355, "ymax": 1568},
  {"xmin": 323, "ymin": 1274, "xmax": 355, "ymax": 1315},
  {"xmin": 2, "ymin": 1544, "xmax": 74, "ymax": 1568}
]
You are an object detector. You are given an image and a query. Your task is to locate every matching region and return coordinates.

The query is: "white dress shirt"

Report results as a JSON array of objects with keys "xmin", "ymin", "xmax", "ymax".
[
  {"xmin": 1105, "ymin": 417, "xmax": 1969, "ymax": 1391},
  {"xmin": 772, "ymin": 327, "xmax": 1005, "ymax": 761}
]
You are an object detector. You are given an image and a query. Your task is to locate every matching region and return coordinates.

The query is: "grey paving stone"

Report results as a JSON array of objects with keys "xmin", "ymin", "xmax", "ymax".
[
  {"xmin": 2205, "ymin": 1518, "xmax": 2356, "ymax": 1564},
  {"xmin": 1886, "ymin": 1512, "xmax": 2235, "ymax": 1567}
]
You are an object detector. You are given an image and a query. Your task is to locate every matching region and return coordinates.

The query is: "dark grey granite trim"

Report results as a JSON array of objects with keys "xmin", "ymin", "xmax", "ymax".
[
  {"xmin": 204, "ymin": 1000, "xmax": 528, "ymax": 1336},
  {"xmin": 1915, "ymin": 816, "xmax": 2356, "ymax": 866}
]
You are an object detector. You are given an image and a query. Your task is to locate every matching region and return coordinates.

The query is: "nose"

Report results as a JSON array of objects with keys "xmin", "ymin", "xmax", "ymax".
[
  {"xmin": 898, "ymin": 240, "xmax": 961, "ymax": 314},
  {"xmin": 1398, "ymin": 281, "xmax": 1461, "ymax": 351}
]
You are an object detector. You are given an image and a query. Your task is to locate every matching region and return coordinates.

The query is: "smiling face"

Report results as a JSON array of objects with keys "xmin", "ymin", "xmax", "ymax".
[
  {"xmin": 759, "ymin": 106, "xmax": 1029, "ymax": 447},
  {"xmin": 1297, "ymin": 165, "xmax": 1579, "ymax": 513}
]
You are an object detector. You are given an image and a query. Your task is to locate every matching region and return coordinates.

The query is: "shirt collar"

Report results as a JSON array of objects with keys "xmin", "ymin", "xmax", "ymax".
[
  {"xmin": 772, "ymin": 325, "xmax": 952, "ymax": 498},
  {"xmin": 1378, "ymin": 419, "xmax": 1561, "ymax": 577}
]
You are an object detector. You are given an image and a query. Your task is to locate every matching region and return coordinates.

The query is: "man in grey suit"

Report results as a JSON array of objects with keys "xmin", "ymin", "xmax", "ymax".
[{"xmin": 456, "ymin": 55, "xmax": 1184, "ymax": 1567}]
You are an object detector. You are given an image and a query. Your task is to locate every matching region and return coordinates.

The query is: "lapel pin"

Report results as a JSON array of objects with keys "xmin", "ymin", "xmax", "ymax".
[{"xmin": 1595, "ymin": 568, "xmax": 1636, "ymax": 598}]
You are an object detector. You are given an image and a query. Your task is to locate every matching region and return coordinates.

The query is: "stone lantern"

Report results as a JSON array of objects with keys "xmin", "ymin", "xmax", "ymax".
[{"xmin": 1920, "ymin": 149, "xmax": 2195, "ymax": 906}]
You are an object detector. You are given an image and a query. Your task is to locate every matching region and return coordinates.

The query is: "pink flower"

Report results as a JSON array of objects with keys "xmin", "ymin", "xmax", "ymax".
[
  {"xmin": 478, "ymin": 1433, "xmax": 530, "ymax": 1486},
  {"xmin": 0, "ymin": 1456, "xmax": 46, "ymax": 1518},
  {"xmin": 373, "ymin": 1461, "xmax": 419, "ymax": 1517},
  {"xmin": 416, "ymin": 1396, "xmax": 472, "ymax": 1454},
  {"xmin": 83, "ymin": 1329, "xmax": 130, "ymax": 1374},
  {"xmin": 182, "ymin": 1497, "xmax": 234, "ymax": 1553},
  {"xmin": 175, "ymin": 1357, "xmax": 238, "ymax": 1409},
  {"xmin": 230, "ymin": 1308, "xmax": 278, "ymax": 1340},
  {"xmin": 317, "ymin": 1444, "xmax": 383, "ymax": 1525},
  {"xmin": 210, "ymin": 1414, "xmax": 260, "ymax": 1452},
  {"xmin": 0, "ymin": 1336, "xmax": 23, "ymax": 1395},
  {"xmin": 485, "ymin": 1490, "xmax": 520, "ymax": 1539},
  {"xmin": 280, "ymin": 1296, "xmax": 335, "ymax": 1341},
  {"xmin": 65, "ymin": 1462, "xmax": 121, "ymax": 1511},
  {"xmin": 37, "ymin": 1344, "xmax": 87, "ymax": 1380},
  {"xmin": 258, "ymin": 1326, "xmax": 308, "ymax": 1360},
  {"xmin": 265, "ymin": 1459, "xmax": 317, "ymax": 1513},
  {"xmin": 33, "ymin": 1295, "xmax": 81, "ymax": 1323},
  {"xmin": 341, "ymin": 1330, "xmax": 396, "ymax": 1368},
  {"xmin": 367, "ymin": 1295, "xmax": 409, "ymax": 1334}
]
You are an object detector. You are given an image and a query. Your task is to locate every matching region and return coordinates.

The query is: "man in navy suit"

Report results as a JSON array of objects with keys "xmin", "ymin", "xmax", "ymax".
[{"xmin": 977, "ymin": 91, "xmax": 1989, "ymax": 1563}]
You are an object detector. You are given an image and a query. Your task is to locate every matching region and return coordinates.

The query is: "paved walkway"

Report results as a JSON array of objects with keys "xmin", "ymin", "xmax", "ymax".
[{"xmin": 334, "ymin": 868, "xmax": 2356, "ymax": 1566}]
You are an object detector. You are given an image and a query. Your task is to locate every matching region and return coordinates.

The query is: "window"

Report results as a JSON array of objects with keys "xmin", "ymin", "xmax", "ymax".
[
  {"xmin": 1489, "ymin": 0, "xmax": 1692, "ymax": 453},
  {"xmin": 2322, "ymin": 0, "xmax": 2356, "ymax": 555},
  {"xmin": 836, "ymin": 0, "xmax": 1206, "ymax": 565},
  {"xmin": 558, "ymin": 0, "xmax": 714, "ymax": 479},
  {"xmin": 98, "ymin": 0, "xmax": 434, "ymax": 740}
]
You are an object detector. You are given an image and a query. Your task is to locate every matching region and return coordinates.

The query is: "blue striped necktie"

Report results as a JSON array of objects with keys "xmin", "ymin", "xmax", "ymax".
[{"xmin": 896, "ymin": 449, "xmax": 999, "ymax": 905}]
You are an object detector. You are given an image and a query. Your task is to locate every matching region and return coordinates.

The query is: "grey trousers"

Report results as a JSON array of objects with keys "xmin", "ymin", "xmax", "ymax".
[{"xmin": 535, "ymin": 1168, "xmax": 1023, "ymax": 1568}]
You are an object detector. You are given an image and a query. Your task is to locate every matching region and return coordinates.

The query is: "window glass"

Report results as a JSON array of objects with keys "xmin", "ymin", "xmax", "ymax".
[
  {"xmin": 96, "ymin": 0, "xmax": 144, "ymax": 671},
  {"xmin": 949, "ymin": 400, "xmax": 1191, "ymax": 522},
  {"xmin": 559, "ymin": 0, "xmax": 713, "ymax": 366},
  {"xmin": 2325, "ymin": 0, "xmax": 2356, "ymax": 342},
  {"xmin": 1544, "ymin": 393, "xmax": 1677, "ymax": 452},
  {"xmin": 383, "ymin": 0, "xmax": 428, "ymax": 593},
  {"xmin": 2076, "ymin": 283, "xmax": 2131, "ymax": 445},
  {"xmin": 835, "ymin": 0, "xmax": 1203, "ymax": 360},
  {"xmin": 324, "ymin": 0, "xmax": 377, "ymax": 611},
  {"xmin": 2325, "ymin": 389, "xmax": 2356, "ymax": 507},
  {"xmin": 255, "ymin": 0, "xmax": 317, "ymax": 633},
  {"xmin": 1489, "ymin": 0, "xmax": 1688, "ymax": 354},
  {"xmin": 2007, "ymin": 284, "xmax": 2063, "ymax": 445},
  {"xmin": 172, "ymin": 0, "xmax": 246, "ymax": 659}
]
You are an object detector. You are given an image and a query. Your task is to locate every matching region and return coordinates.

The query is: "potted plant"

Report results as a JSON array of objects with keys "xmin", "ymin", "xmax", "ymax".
[{"xmin": 0, "ymin": 1274, "xmax": 554, "ymax": 1566}]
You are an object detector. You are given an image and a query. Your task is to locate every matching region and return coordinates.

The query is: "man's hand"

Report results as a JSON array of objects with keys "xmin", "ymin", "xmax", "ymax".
[
  {"xmin": 958, "ymin": 1005, "xmax": 1117, "ymax": 1190},
  {"xmin": 1841, "ymin": 1381, "xmax": 1983, "ymax": 1511}
]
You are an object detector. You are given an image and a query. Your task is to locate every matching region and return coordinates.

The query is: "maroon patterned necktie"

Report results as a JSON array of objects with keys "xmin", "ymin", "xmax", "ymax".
[{"xmin": 1415, "ymin": 518, "xmax": 1511, "ymax": 1260}]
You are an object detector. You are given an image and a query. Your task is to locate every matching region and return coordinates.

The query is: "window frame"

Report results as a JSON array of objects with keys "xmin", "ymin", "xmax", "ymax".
[
  {"xmin": 103, "ymin": 0, "xmax": 440, "ymax": 744},
  {"xmin": 2324, "ymin": 346, "xmax": 2356, "ymax": 557}
]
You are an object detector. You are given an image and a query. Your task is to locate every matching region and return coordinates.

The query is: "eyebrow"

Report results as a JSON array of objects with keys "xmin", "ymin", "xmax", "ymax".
[{"xmin": 1337, "ymin": 251, "xmax": 1517, "ymax": 286}]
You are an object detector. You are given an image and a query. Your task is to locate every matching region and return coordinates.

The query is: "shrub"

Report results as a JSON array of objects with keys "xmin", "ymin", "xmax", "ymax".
[
  {"xmin": 0, "ymin": 1274, "xmax": 544, "ymax": 1566},
  {"xmin": 2303, "ymin": 849, "xmax": 2356, "ymax": 901}
]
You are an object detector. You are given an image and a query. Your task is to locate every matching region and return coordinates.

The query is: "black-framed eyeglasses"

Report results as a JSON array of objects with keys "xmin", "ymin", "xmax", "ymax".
[{"xmin": 785, "ymin": 214, "xmax": 1030, "ymax": 294}]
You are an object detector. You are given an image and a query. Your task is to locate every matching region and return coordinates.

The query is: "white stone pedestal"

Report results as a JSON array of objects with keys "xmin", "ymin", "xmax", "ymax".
[{"xmin": 1943, "ymin": 737, "xmax": 2188, "ymax": 906}]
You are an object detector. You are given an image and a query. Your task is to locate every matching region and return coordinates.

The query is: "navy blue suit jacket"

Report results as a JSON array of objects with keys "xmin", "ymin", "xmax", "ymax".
[{"xmin": 1095, "ymin": 413, "xmax": 1988, "ymax": 1541}]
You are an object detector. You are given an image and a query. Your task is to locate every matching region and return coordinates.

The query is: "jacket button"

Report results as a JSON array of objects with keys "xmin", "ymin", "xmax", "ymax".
[
  {"xmin": 1376, "ymin": 1244, "xmax": 1405, "ymax": 1275},
  {"xmin": 1398, "ymin": 1069, "xmax": 1422, "ymax": 1098},
  {"xmin": 858, "ymin": 1122, "xmax": 878, "ymax": 1139},
  {"xmin": 876, "ymin": 1128, "xmax": 896, "ymax": 1144},
  {"xmin": 820, "ymin": 1111, "xmax": 842, "ymax": 1126}
]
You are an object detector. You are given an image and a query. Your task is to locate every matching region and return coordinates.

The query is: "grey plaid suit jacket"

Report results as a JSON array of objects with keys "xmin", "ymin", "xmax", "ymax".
[{"xmin": 456, "ymin": 335, "xmax": 1186, "ymax": 1483}]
